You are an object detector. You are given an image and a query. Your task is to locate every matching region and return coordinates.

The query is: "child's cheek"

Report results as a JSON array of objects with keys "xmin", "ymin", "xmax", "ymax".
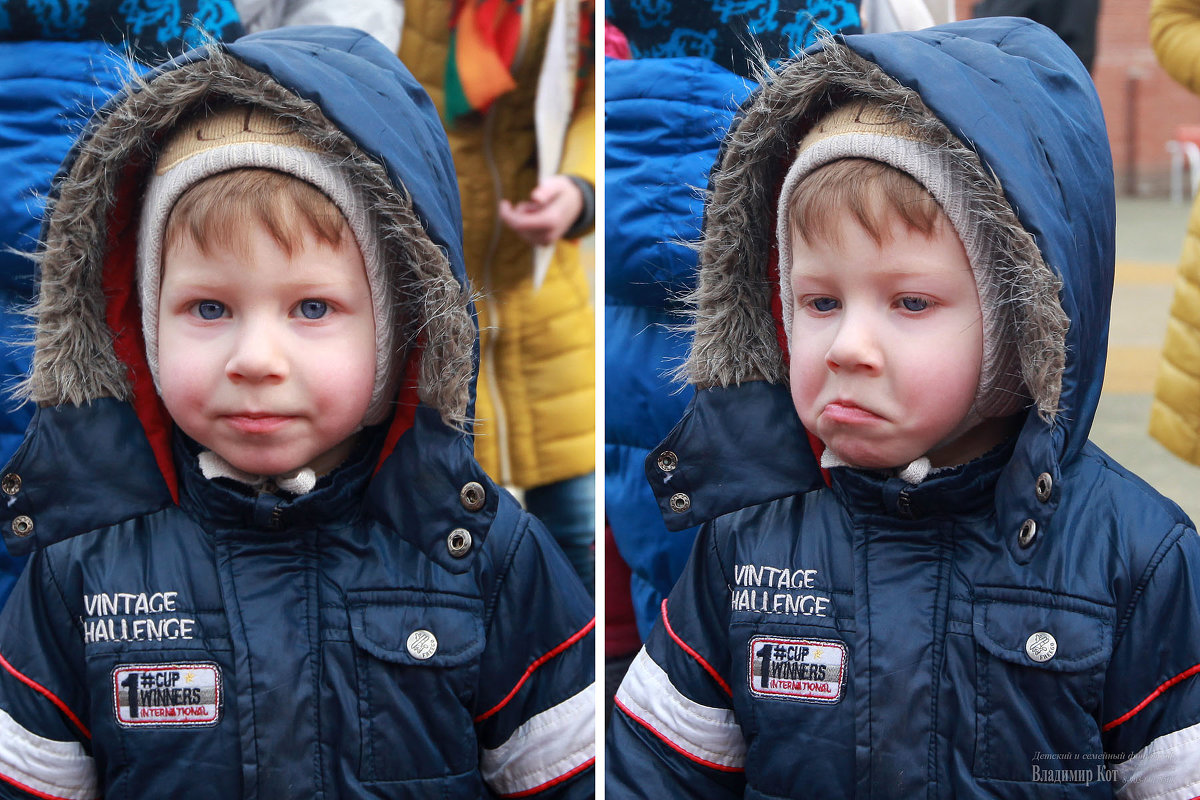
[
  {"xmin": 788, "ymin": 348, "xmax": 822, "ymax": 431},
  {"xmin": 300, "ymin": 333, "xmax": 377, "ymax": 417},
  {"xmin": 157, "ymin": 345, "xmax": 214, "ymax": 417}
]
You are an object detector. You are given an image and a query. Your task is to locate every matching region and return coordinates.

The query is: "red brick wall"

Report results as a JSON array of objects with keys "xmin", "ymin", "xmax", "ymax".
[{"xmin": 953, "ymin": 0, "xmax": 1200, "ymax": 195}]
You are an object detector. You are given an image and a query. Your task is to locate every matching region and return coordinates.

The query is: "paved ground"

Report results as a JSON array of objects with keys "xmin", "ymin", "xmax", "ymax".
[{"xmin": 1093, "ymin": 196, "xmax": 1200, "ymax": 521}]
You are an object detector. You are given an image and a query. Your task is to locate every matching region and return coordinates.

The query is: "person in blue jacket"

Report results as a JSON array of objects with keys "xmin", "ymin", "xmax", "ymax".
[
  {"xmin": 609, "ymin": 18, "xmax": 1200, "ymax": 798},
  {"xmin": 0, "ymin": 27, "xmax": 594, "ymax": 799}
]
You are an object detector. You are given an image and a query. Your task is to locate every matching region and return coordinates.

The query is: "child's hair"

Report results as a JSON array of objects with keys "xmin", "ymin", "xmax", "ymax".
[
  {"xmin": 786, "ymin": 157, "xmax": 943, "ymax": 248},
  {"xmin": 163, "ymin": 168, "xmax": 350, "ymax": 260}
]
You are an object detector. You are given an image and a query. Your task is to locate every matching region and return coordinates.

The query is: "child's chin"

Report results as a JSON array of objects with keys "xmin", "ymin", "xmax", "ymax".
[
  {"xmin": 223, "ymin": 453, "xmax": 308, "ymax": 477},
  {"xmin": 828, "ymin": 442, "xmax": 922, "ymax": 471}
]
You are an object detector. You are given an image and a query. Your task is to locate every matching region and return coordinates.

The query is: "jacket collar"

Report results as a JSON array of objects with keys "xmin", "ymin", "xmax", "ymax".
[
  {"xmin": 828, "ymin": 437, "xmax": 1016, "ymax": 521},
  {"xmin": 0, "ymin": 400, "xmax": 496, "ymax": 575},
  {"xmin": 649, "ymin": 383, "xmax": 1057, "ymax": 561},
  {"xmin": 175, "ymin": 429, "xmax": 381, "ymax": 533},
  {"xmin": 646, "ymin": 382, "xmax": 824, "ymax": 532},
  {"xmin": 364, "ymin": 407, "xmax": 497, "ymax": 575},
  {"xmin": 0, "ymin": 399, "xmax": 174, "ymax": 556}
]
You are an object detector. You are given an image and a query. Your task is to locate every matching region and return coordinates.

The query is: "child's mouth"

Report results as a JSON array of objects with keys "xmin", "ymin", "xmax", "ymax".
[
  {"xmin": 822, "ymin": 401, "xmax": 884, "ymax": 424},
  {"xmin": 224, "ymin": 414, "xmax": 293, "ymax": 434}
]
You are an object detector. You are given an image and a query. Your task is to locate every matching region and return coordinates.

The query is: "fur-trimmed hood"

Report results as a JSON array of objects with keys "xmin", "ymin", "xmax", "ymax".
[
  {"xmin": 2, "ymin": 28, "xmax": 480, "ymax": 554},
  {"xmin": 648, "ymin": 18, "xmax": 1115, "ymax": 534},
  {"xmin": 682, "ymin": 17, "xmax": 1111, "ymax": 460},
  {"xmin": 24, "ymin": 27, "xmax": 474, "ymax": 424}
]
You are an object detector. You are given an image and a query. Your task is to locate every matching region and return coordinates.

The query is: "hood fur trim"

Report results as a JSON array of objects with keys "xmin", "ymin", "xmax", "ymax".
[
  {"xmin": 18, "ymin": 46, "xmax": 475, "ymax": 428},
  {"xmin": 679, "ymin": 42, "xmax": 1068, "ymax": 422}
]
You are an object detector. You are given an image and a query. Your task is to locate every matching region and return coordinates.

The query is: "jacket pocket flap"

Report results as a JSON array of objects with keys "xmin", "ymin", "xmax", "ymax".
[
  {"xmin": 973, "ymin": 588, "xmax": 1113, "ymax": 672},
  {"xmin": 348, "ymin": 590, "xmax": 485, "ymax": 667}
]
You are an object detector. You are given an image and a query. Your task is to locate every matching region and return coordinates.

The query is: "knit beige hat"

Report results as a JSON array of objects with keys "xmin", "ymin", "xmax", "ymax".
[
  {"xmin": 776, "ymin": 99, "xmax": 1028, "ymax": 425},
  {"xmin": 137, "ymin": 104, "xmax": 397, "ymax": 425}
]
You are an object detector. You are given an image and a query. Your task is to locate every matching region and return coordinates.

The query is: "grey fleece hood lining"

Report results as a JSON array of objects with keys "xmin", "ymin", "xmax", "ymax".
[
  {"xmin": 678, "ymin": 42, "xmax": 1068, "ymax": 426},
  {"xmin": 20, "ymin": 45, "xmax": 475, "ymax": 434}
]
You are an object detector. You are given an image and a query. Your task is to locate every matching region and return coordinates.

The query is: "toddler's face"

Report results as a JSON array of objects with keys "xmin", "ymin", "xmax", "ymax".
[
  {"xmin": 157, "ymin": 223, "xmax": 376, "ymax": 477},
  {"xmin": 788, "ymin": 211, "xmax": 987, "ymax": 469}
]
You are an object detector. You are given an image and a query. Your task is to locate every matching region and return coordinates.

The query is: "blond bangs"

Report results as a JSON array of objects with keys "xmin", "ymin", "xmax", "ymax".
[{"xmin": 163, "ymin": 168, "xmax": 348, "ymax": 258}]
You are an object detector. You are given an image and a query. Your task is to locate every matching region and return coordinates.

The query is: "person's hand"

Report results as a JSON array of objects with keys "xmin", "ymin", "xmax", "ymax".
[{"xmin": 498, "ymin": 175, "xmax": 584, "ymax": 246}]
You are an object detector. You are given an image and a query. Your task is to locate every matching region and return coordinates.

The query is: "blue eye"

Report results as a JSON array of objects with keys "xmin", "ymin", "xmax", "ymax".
[
  {"xmin": 811, "ymin": 297, "xmax": 839, "ymax": 313},
  {"xmin": 900, "ymin": 296, "xmax": 930, "ymax": 312},
  {"xmin": 298, "ymin": 299, "xmax": 328, "ymax": 319},
  {"xmin": 195, "ymin": 301, "xmax": 225, "ymax": 320}
]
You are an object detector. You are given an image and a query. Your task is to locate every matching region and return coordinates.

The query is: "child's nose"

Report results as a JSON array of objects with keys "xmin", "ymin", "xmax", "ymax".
[
  {"xmin": 225, "ymin": 319, "xmax": 288, "ymax": 382},
  {"xmin": 825, "ymin": 310, "xmax": 883, "ymax": 373}
]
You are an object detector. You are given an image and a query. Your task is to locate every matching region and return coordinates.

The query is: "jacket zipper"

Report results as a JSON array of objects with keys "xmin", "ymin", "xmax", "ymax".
[{"xmin": 478, "ymin": 2, "xmax": 533, "ymax": 486}]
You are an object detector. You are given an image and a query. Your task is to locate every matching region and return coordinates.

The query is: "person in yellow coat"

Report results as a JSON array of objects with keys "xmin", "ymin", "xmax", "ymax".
[
  {"xmin": 400, "ymin": 0, "xmax": 596, "ymax": 592},
  {"xmin": 1150, "ymin": 0, "xmax": 1200, "ymax": 466}
]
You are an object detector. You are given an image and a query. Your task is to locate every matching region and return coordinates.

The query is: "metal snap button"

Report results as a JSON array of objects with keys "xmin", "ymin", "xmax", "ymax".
[
  {"xmin": 1018, "ymin": 519, "xmax": 1037, "ymax": 548},
  {"xmin": 1035, "ymin": 472, "xmax": 1053, "ymax": 503},
  {"xmin": 11, "ymin": 515, "xmax": 33, "ymax": 537},
  {"xmin": 1025, "ymin": 631, "xmax": 1057, "ymax": 662},
  {"xmin": 407, "ymin": 629, "xmax": 438, "ymax": 660},
  {"xmin": 447, "ymin": 528, "xmax": 472, "ymax": 558},
  {"xmin": 460, "ymin": 481, "xmax": 485, "ymax": 511},
  {"xmin": 1, "ymin": 473, "xmax": 20, "ymax": 496},
  {"xmin": 669, "ymin": 493, "xmax": 691, "ymax": 513},
  {"xmin": 656, "ymin": 451, "xmax": 678, "ymax": 472}
]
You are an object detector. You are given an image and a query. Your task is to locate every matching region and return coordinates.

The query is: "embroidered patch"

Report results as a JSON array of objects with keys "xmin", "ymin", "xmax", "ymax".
[
  {"xmin": 748, "ymin": 636, "xmax": 847, "ymax": 704},
  {"xmin": 113, "ymin": 663, "xmax": 222, "ymax": 727}
]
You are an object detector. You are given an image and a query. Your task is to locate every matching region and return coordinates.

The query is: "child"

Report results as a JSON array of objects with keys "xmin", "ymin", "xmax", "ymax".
[
  {"xmin": 0, "ymin": 27, "xmax": 594, "ymax": 799},
  {"xmin": 608, "ymin": 18, "xmax": 1200, "ymax": 798}
]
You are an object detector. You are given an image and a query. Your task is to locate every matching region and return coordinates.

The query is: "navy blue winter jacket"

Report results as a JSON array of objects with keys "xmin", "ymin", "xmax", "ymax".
[
  {"xmin": 0, "ymin": 28, "xmax": 594, "ymax": 800},
  {"xmin": 609, "ymin": 19, "xmax": 1200, "ymax": 798}
]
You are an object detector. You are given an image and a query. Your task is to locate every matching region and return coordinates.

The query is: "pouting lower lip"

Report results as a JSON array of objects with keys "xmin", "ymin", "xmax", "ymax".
[{"xmin": 822, "ymin": 402, "xmax": 884, "ymax": 423}]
